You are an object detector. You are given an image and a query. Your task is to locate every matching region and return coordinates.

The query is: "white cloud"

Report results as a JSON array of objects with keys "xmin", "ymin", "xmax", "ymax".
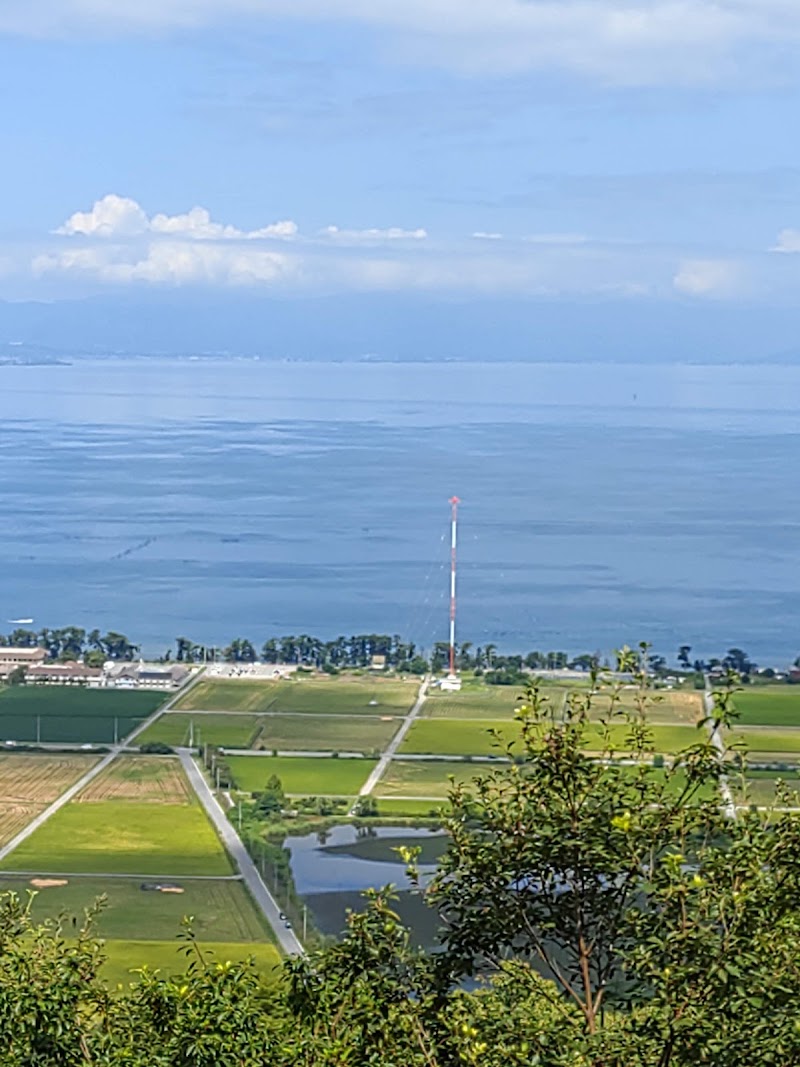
[
  {"xmin": 56, "ymin": 194, "xmax": 148, "ymax": 237},
  {"xmin": 472, "ymin": 232, "xmax": 503, "ymax": 241},
  {"xmin": 3, "ymin": 1, "xmax": 800, "ymax": 85},
  {"xmin": 771, "ymin": 228, "xmax": 800, "ymax": 253},
  {"xmin": 34, "ymin": 241, "xmax": 295, "ymax": 286},
  {"xmin": 672, "ymin": 258, "xmax": 742, "ymax": 297},
  {"xmin": 56, "ymin": 195, "xmax": 298, "ymax": 242},
  {"xmin": 321, "ymin": 225, "xmax": 427, "ymax": 243}
]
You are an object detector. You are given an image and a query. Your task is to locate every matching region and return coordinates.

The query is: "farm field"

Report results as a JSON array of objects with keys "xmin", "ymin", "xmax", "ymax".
[
  {"xmin": 227, "ymin": 755, "xmax": 376, "ymax": 795},
  {"xmin": 0, "ymin": 875, "xmax": 269, "ymax": 942},
  {"xmin": 729, "ymin": 688, "xmax": 800, "ymax": 727},
  {"xmin": 252, "ymin": 714, "xmax": 398, "ymax": 753},
  {"xmin": 374, "ymin": 798, "xmax": 451, "ymax": 817},
  {"xmin": 136, "ymin": 713, "xmax": 261, "ymax": 748},
  {"xmin": 728, "ymin": 726, "xmax": 800, "ymax": 757},
  {"xmin": 421, "ymin": 685, "xmax": 536, "ymax": 720},
  {"xmin": 0, "ymin": 754, "xmax": 98, "ymax": 845},
  {"xmin": 0, "ymin": 800, "xmax": 232, "ymax": 875},
  {"xmin": 375, "ymin": 759, "xmax": 488, "ymax": 798},
  {"xmin": 176, "ymin": 676, "xmax": 416, "ymax": 716},
  {"xmin": 99, "ymin": 939, "xmax": 282, "ymax": 987},
  {"xmin": 585, "ymin": 690, "xmax": 703, "ymax": 724},
  {"xmin": 400, "ymin": 718, "xmax": 702, "ymax": 757},
  {"xmin": 732, "ymin": 770, "xmax": 800, "ymax": 807},
  {"xmin": 77, "ymin": 757, "xmax": 192, "ymax": 804},
  {"xmin": 0, "ymin": 687, "xmax": 166, "ymax": 744},
  {"xmin": 399, "ymin": 719, "xmax": 518, "ymax": 757}
]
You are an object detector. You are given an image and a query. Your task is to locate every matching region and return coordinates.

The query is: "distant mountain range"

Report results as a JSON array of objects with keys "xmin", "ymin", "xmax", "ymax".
[{"xmin": 2, "ymin": 293, "xmax": 800, "ymax": 364}]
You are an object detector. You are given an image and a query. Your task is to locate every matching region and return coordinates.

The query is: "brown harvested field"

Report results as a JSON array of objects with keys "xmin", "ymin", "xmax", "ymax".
[
  {"xmin": 77, "ymin": 756, "xmax": 192, "ymax": 804},
  {"xmin": 0, "ymin": 755, "xmax": 99, "ymax": 845}
]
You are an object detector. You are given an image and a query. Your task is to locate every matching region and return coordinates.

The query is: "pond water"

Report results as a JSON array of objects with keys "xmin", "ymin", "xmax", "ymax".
[{"xmin": 284, "ymin": 824, "xmax": 448, "ymax": 945}]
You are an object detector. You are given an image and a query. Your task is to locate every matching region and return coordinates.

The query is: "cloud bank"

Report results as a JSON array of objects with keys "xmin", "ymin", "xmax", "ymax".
[
  {"xmin": 7, "ymin": 192, "xmax": 797, "ymax": 302},
  {"xmin": 4, "ymin": 0, "xmax": 800, "ymax": 86}
]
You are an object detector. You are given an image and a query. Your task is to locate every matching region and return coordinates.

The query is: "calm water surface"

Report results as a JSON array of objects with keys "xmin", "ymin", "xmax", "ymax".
[
  {"xmin": 285, "ymin": 824, "xmax": 446, "ymax": 942},
  {"xmin": 1, "ymin": 357, "xmax": 798, "ymax": 660}
]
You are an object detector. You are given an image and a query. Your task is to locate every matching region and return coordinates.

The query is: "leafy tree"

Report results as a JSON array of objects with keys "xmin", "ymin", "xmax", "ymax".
[
  {"xmin": 677, "ymin": 644, "xmax": 692, "ymax": 670},
  {"xmin": 723, "ymin": 646, "xmax": 755, "ymax": 676},
  {"xmin": 6, "ymin": 665, "xmax": 26, "ymax": 686},
  {"xmin": 256, "ymin": 773, "xmax": 286, "ymax": 816}
]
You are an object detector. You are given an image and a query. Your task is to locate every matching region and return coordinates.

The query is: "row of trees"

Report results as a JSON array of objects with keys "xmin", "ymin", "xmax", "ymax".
[
  {"xmin": 1, "ymin": 627, "xmax": 139, "ymax": 662},
  {"xmin": 171, "ymin": 634, "xmax": 580, "ymax": 675},
  {"xmin": 3, "ymin": 653, "xmax": 800, "ymax": 1063},
  {"xmin": 0, "ymin": 627, "xmax": 775, "ymax": 680}
]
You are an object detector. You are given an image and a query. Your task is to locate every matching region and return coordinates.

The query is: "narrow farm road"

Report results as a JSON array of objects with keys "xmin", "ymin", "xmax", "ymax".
[
  {"xmin": 177, "ymin": 748, "xmax": 304, "ymax": 957},
  {"xmin": 352, "ymin": 676, "xmax": 430, "ymax": 809}
]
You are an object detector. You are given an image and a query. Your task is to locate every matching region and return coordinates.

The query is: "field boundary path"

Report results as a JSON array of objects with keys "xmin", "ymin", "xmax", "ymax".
[
  {"xmin": 176, "ymin": 748, "xmax": 304, "ymax": 957},
  {"xmin": 352, "ymin": 677, "xmax": 430, "ymax": 810},
  {"xmin": 0, "ymin": 674, "xmax": 204, "ymax": 864},
  {"xmin": 703, "ymin": 679, "xmax": 736, "ymax": 819}
]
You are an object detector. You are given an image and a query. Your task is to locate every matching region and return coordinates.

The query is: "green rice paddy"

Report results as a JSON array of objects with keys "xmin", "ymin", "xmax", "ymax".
[
  {"xmin": 227, "ymin": 755, "xmax": 376, "ymax": 795},
  {"xmin": 730, "ymin": 688, "xmax": 800, "ymax": 727},
  {"xmin": 136, "ymin": 713, "xmax": 261, "ymax": 748},
  {"xmin": 0, "ymin": 687, "xmax": 166, "ymax": 744},
  {"xmin": 0, "ymin": 801, "xmax": 232, "ymax": 876},
  {"xmin": 98, "ymin": 939, "xmax": 282, "ymax": 987}
]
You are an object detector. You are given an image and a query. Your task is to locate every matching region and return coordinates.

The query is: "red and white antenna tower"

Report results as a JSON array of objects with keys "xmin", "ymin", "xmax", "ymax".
[{"xmin": 448, "ymin": 496, "xmax": 460, "ymax": 678}]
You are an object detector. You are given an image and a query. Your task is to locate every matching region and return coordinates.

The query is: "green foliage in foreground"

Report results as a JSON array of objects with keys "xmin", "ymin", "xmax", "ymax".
[{"xmin": 4, "ymin": 648, "xmax": 800, "ymax": 1065}]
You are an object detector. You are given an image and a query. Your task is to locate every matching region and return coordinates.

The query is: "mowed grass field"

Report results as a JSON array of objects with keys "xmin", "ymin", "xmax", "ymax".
[
  {"xmin": 137, "ymin": 713, "xmax": 261, "ymax": 749},
  {"xmin": 0, "ymin": 756, "xmax": 231, "ymax": 875},
  {"xmin": 227, "ymin": 755, "xmax": 376, "ymax": 795},
  {"xmin": 730, "ymin": 688, "xmax": 800, "ymax": 726},
  {"xmin": 0, "ymin": 754, "xmax": 99, "ymax": 845},
  {"xmin": 99, "ymin": 939, "xmax": 282, "ymax": 987},
  {"xmin": 176, "ymin": 676, "xmax": 416, "ymax": 716},
  {"xmin": 0, "ymin": 875, "xmax": 269, "ymax": 942},
  {"xmin": 400, "ymin": 718, "xmax": 703, "ymax": 757},
  {"xmin": 0, "ymin": 686, "xmax": 166, "ymax": 743}
]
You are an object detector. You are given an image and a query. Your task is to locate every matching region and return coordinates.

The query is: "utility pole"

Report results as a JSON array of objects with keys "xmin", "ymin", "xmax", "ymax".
[{"xmin": 448, "ymin": 495, "xmax": 460, "ymax": 680}]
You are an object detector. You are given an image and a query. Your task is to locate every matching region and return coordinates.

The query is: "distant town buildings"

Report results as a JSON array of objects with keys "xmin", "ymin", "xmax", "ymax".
[
  {"xmin": 0, "ymin": 647, "xmax": 46, "ymax": 679},
  {"xmin": 0, "ymin": 648, "xmax": 189, "ymax": 690}
]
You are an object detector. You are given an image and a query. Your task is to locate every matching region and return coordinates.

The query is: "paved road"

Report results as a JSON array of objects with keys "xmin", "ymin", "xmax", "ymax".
[
  {"xmin": 353, "ymin": 677, "xmax": 429, "ymax": 808},
  {"xmin": 177, "ymin": 748, "xmax": 304, "ymax": 957},
  {"xmin": 703, "ymin": 682, "xmax": 736, "ymax": 820}
]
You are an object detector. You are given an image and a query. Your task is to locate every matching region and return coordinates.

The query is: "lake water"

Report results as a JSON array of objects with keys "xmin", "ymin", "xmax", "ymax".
[
  {"xmin": 285, "ymin": 824, "xmax": 446, "ymax": 943},
  {"xmin": 1, "ymin": 357, "xmax": 799, "ymax": 662}
]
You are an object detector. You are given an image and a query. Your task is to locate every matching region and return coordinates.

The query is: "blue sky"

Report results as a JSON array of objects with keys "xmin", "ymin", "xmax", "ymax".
[{"xmin": 4, "ymin": 1, "xmax": 800, "ymax": 339}]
